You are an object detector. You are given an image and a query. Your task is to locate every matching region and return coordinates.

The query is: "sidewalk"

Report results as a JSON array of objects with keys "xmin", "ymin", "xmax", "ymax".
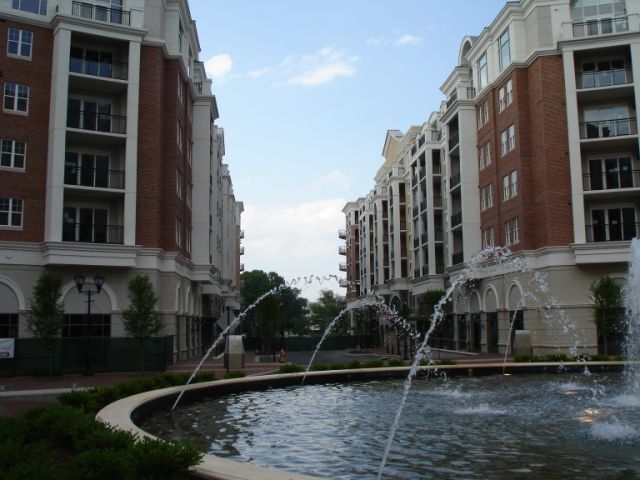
[{"xmin": 0, "ymin": 349, "xmax": 506, "ymax": 417}]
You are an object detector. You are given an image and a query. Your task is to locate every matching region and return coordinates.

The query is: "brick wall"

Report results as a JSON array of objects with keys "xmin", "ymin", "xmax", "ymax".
[{"xmin": 0, "ymin": 21, "xmax": 53, "ymax": 243}]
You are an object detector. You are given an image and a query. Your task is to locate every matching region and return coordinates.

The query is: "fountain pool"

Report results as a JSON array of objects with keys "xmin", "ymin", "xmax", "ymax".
[{"xmin": 137, "ymin": 370, "xmax": 639, "ymax": 479}]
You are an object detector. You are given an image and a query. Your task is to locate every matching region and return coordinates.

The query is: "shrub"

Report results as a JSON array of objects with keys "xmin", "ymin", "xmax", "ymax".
[
  {"xmin": 435, "ymin": 359, "xmax": 458, "ymax": 366},
  {"xmin": 224, "ymin": 370, "xmax": 246, "ymax": 379},
  {"xmin": 278, "ymin": 363, "xmax": 305, "ymax": 373},
  {"xmin": 131, "ymin": 437, "xmax": 203, "ymax": 480},
  {"xmin": 65, "ymin": 448, "xmax": 131, "ymax": 480},
  {"xmin": 389, "ymin": 358, "xmax": 406, "ymax": 367},
  {"xmin": 362, "ymin": 359, "xmax": 384, "ymax": 368},
  {"xmin": 589, "ymin": 354, "xmax": 611, "ymax": 361},
  {"xmin": 310, "ymin": 363, "xmax": 330, "ymax": 371},
  {"xmin": 544, "ymin": 353, "xmax": 569, "ymax": 362},
  {"xmin": 347, "ymin": 360, "xmax": 362, "ymax": 369}
]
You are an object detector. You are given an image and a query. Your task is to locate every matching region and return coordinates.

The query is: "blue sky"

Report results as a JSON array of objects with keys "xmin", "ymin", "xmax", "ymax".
[{"xmin": 188, "ymin": 0, "xmax": 508, "ymax": 300}]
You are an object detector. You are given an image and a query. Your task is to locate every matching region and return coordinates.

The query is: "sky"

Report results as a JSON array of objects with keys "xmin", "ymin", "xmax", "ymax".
[{"xmin": 187, "ymin": 0, "xmax": 508, "ymax": 301}]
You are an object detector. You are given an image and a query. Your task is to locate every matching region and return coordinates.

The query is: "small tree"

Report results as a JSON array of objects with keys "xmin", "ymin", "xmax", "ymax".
[
  {"xmin": 122, "ymin": 275, "xmax": 161, "ymax": 371},
  {"xmin": 27, "ymin": 272, "xmax": 65, "ymax": 376},
  {"xmin": 590, "ymin": 276, "xmax": 624, "ymax": 355}
]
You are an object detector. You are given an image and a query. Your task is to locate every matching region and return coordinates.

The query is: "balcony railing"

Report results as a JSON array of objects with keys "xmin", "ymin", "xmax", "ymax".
[
  {"xmin": 583, "ymin": 169, "xmax": 639, "ymax": 191},
  {"xmin": 577, "ymin": 68, "xmax": 630, "ymax": 89},
  {"xmin": 579, "ymin": 118, "xmax": 637, "ymax": 139},
  {"xmin": 69, "ymin": 57, "xmax": 128, "ymax": 81},
  {"xmin": 64, "ymin": 166, "xmax": 125, "ymax": 189},
  {"xmin": 338, "ymin": 229, "xmax": 347, "ymax": 239},
  {"xmin": 450, "ymin": 171, "xmax": 461, "ymax": 189},
  {"xmin": 573, "ymin": 16, "xmax": 629, "ymax": 37},
  {"xmin": 451, "ymin": 211, "xmax": 463, "ymax": 227},
  {"xmin": 72, "ymin": 1, "xmax": 131, "ymax": 26},
  {"xmin": 448, "ymin": 131, "xmax": 460, "ymax": 151},
  {"xmin": 586, "ymin": 222, "xmax": 638, "ymax": 242},
  {"xmin": 67, "ymin": 109, "xmax": 127, "ymax": 134},
  {"xmin": 339, "ymin": 263, "xmax": 347, "ymax": 272},
  {"xmin": 338, "ymin": 245, "xmax": 347, "ymax": 255},
  {"xmin": 62, "ymin": 223, "xmax": 124, "ymax": 244}
]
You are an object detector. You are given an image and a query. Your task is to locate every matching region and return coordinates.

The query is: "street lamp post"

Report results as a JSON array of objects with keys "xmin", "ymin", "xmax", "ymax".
[{"xmin": 74, "ymin": 273, "xmax": 104, "ymax": 376}]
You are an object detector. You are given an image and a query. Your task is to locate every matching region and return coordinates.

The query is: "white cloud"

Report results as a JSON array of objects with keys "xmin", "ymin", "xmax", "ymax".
[
  {"xmin": 245, "ymin": 67, "xmax": 270, "ymax": 79},
  {"xmin": 283, "ymin": 47, "xmax": 358, "ymax": 86},
  {"xmin": 241, "ymin": 199, "xmax": 346, "ymax": 299},
  {"xmin": 394, "ymin": 34, "xmax": 423, "ymax": 47},
  {"xmin": 367, "ymin": 36, "xmax": 386, "ymax": 46},
  {"xmin": 312, "ymin": 170, "xmax": 351, "ymax": 191},
  {"xmin": 204, "ymin": 54, "xmax": 232, "ymax": 84}
]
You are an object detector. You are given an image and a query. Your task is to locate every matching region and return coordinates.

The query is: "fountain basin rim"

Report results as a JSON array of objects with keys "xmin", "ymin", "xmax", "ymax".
[{"xmin": 96, "ymin": 361, "xmax": 628, "ymax": 480}]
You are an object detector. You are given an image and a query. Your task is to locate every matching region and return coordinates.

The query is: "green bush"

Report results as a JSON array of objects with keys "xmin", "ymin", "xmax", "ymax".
[
  {"xmin": 362, "ymin": 359, "xmax": 384, "ymax": 368},
  {"xmin": 278, "ymin": 363, "xmax": 305, "ymax": 373},
  {"xmin": 65, "ymin": 448, "xmax": 131, "ymax": 480},
  {"xmin": 435, "ymin": 359, "xmax": 458, "ymax": 365},
  {"xmin": 544, "ymin": 353, "xmax": 569, "ymax": 362},
  {"xmin": 131, "ymin": 437, "xmax": 203, "ymax": 480},
  {"xmin": 310, "ymin": 363, "xmax": 330, "ymax": 371},
  {"xmin": 224, "ymin": 370, "xmax": 246, "ymax": 379},
  {"xmin": 389, "ymin": 358, "xmax": 406, "ymax": 367},
  {"xmin": 347, "ymin": 360, "xmax": 362, "ymax": 369}
]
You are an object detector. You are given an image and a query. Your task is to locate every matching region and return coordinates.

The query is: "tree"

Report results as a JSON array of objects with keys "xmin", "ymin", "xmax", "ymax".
[
  {"xmin": 27, "ymin": 272, "xmax": 65, "ymax": 376},
  {"xmin": 590, "ymin": 276, "xmax": 624, "ymax": 355},
  {"xmin": 309, "ymin": 290, "xmax": 346, "ymax": 335},
  {"xmin": 122, "ymin": 275, "xmax": 161, "ymax": 371}
]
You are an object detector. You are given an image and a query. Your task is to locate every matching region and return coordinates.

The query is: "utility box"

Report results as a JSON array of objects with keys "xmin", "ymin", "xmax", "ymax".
[
  {"xmin": 512, "ymin": 330, "xmax": 532, "ymax": 357},
  {"xmin": 226, "ymin": 335, "xmax": 245, "ymax": 370}
]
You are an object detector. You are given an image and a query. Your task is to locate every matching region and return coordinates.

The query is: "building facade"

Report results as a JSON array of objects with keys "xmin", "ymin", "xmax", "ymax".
[
  {"xmin": 0, "ymin": 0, "xmax": 243, "ymax": 361},
  {"xmin": 341, "ymin": 0, "xmax": 640, "ymax": 356}
]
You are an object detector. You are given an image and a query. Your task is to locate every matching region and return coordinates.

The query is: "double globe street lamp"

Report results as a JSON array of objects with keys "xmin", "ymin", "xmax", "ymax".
[{"xmin": 74, "ymin": 273, "xmax": 104, "ymax": 376}]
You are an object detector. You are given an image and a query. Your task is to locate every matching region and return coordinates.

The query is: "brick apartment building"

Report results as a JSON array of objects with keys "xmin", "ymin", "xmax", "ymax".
[
  {"xmin": 0, "ymin": 0, "xmax": 243, "ymax": 362},
  {"xmin": 341, "ymin": 0, "xmax": 640, "ymax": 356}
]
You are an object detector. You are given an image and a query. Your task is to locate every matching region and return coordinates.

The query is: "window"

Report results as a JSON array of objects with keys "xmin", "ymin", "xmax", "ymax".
[
  {"xmin": 62, "ymin": 314, "xmax": 111, "ymax": 337},
  {"xmin": 499, "ymin": 29, "xmax": 511, "ymax": 71},
  {"xmin": 0, "ymin": 198, "xmax": 23, "ymax": 227},
  {"xmin": 3, "ymin": 82, "xmax": 29, "ymax": 113},
  {"xmin": 186, "ymin": 227, "xmax": 192, "ymax": 253},
  {"xmin": 478, "ymin": 51, "xmax": 488, "ymax": 90},
  {"xmin": 510, "ymin": 170, "xmax": 518, "ymax": 197},
  {"xmin": 176, "ymin": 169, "xmax": 183, "ymax": 198},
  {"xmin": 1, "ymin": 139, "xmax": 26, "ymax": 169},
  {"xmin": 186, "ymin": 183, "xmax": 192, "ymax": 208},
  {"xmin": 11, "ymin": 0, "xmax": 47, "ymax": 15},
  {"xmin": 479, "ymin": 142, "xmax": 492, "ymax": 170},
  {"xmin": 63, "ymin": 207, "xmax": 109, "ymax": 243},
  {"xmin": 176, "ymin": 218, "xmax": 182, "ymax": 246},
  {"xmin": 508, "ymin": 125, "xmax": 516, "ymax": 151},
  {"xmin": 590, "ymin": 207, "xmax": 636, "ymax": 241},
  {"xmin": 587, "ymin": 156, "xmax": 633, "ymax": 190},
  {"xmin": 0, "ymin": 314, "xmax": 18, "ymax": 338},
  {"xmin": 481, "ymin": 184, "xmax": 494, "ymax": 211},
  {"xmin": 7, "ymin": 28, "xmax": 33, "ymax": 58},
  {"xmin": 506, "ymin": 79, "xmax": 513, "ymax": 106},
  {"xmin": 177, "ymin": 121, "xmax": 183, "ymax": 151},
  {"xmin": 67, "ymin": 98, "xmax": 112, "ymax": 132},
  {"xmin": 70, "ymin": 47, "xmax": 114, "ymax": 79},
  {"xmin": 502, "ymin": 125, "xmax": 515, "ymax": 155},
  {"xmin": 177, "ymin": 73, "xmax": 183, "ymax": 104},
  {"xmin": 503, "ymin": 174, "xmax": 510, "ymax": 200},
  {"xmin": 505, "ymin": 217, "xmax": 520, "ymax": 246},
  {"xmin": 477, "ymin": 100, "xmax": 489, "ymax": 128},
  {"xmin": 498, "ymin": 79, "xmax": 513, "ymax": 112},
  {"xmin": 482, "ymin": 227, "xmax": 495, "ymax": 249}
]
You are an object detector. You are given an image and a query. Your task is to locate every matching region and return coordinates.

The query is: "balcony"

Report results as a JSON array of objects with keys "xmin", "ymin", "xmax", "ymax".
[
  {"xmin": 62, "ymin": 223, "xmax": 124, "ymax": 244},
  {"xmin": 450, "ymin": 172, "xmax": 461, "ymax": 189},
  {"xmin": 339, "ymin": 263, "xmax": 347, "ymax": 272},
  {"xmin": 67, "ymin": 109, "xmax": 127, "ymax": 135},
  {"xmin": 339, "ymin": 278, "xmax": 349, "ymax": 288},
  {"xmin": 448, "ymin": 131, "xmax": 460, "ymax": 151},
  {"xmin": 583, "ymin": 169, "xmax": 639, "ymax": 191},
  {"xmin": 451, "ymin": 211, "xmax": 463, "ymax": 227},
  {"xmin": 579, "ymin": 118, "xmax": 637, "ymax": 140},
  {"xmin": 71, "ymin": 1, "xmax": 131, "ymax": 26},
  {"xmin": 64, "ymin": 166, "xmax": 125, "ymax": 190},
  {"xmin": 338, "ymin": 229, "xmax": 347, "ymax": 239},
  {"xmin": 240, "ymin": 230, "xmax": 245, "ymax": 239},
  {"xmin": 586, "ymin": 222, "xmax": 638, "ymax": 242},
  {"xmin": 576, "ymin": 68, "xmax": 631, "ymax": 90},
  {"xmin": 69, "ymin": 56, "xmax": 128, "ymax": 81},
  {"xmin": 239, "ymin": 246, "xmax": 245, "ymax": 255},
  {"xmin": 338, "ymin": 245, "xmax": 347, "ymax": 255},
  {"xmin": 240, "ymin": 263, "xmax": 244, "ymax": 272},
  {"xmin": 573, "ymin": 16, "xmax": 629, "ymax": 38}
]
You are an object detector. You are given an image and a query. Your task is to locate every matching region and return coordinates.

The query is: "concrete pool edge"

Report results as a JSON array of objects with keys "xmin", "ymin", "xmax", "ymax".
[{"xmin": 96, "ymin": 361, "xmax": 627, "ymax": 480}]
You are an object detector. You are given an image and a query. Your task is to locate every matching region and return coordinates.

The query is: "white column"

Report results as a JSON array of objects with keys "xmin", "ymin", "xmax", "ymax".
[
  {"xmin": 45, "ymin": 28, "xmax": 72, "ymax": 242},
  {"xmin": 124, "ymin": 40, "xmax": 141, "ymax": 246}
]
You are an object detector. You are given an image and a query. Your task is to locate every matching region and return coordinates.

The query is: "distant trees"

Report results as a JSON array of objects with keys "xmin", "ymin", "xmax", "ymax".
[
  {"xmin": 122, "ymin": 275, "xmax": 162, "ymax": 371},
  {"xmin": 27, "ymin": 272, "xmax": 65, "ymax": 376},
  {"xmin": 309, "ymin": 290, "xmax": 346, "ymax": 334}
]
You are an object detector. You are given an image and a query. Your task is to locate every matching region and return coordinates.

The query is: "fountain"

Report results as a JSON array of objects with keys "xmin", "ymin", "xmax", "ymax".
[{"xmin": 98, "ymin": 246, "xmax": 640, "ymax": 480}]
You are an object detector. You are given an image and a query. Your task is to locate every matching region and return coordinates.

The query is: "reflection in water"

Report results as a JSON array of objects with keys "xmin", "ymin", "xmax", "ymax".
[{"xmin": 140, "ymin": 373, "xmax": 640, "ymax": 480}]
